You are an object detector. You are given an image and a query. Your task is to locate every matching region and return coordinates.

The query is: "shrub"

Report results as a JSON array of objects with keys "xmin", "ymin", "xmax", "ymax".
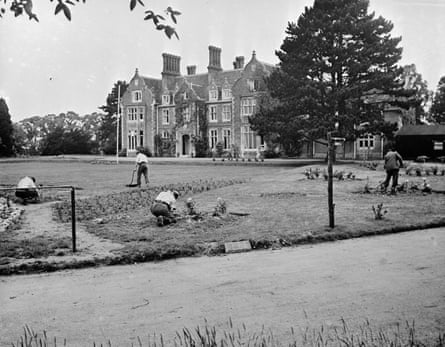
[{"xmin": 372, "ymin": 203, "xmax": 387, "ymax": 220}]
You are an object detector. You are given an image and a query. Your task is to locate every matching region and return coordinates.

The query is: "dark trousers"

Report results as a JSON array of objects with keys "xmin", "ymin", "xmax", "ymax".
[
  {"xmin": 383, "ymin": 169, "xmax": 399, "ymax": 191},
  {"xmin": 150, "ymin": 202, "xmax": 176, "ymax": 224},
  {"xmin": 137, "ymin": 163, "xmax": 149, "ymax": 186},
  {"xmin": 15, "ymin": 189, "xmax": 39, "ymax": 202}
]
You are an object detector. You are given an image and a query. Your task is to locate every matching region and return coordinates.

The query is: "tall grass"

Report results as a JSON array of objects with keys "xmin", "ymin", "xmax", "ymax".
[{"xmin": 11, "ymin": 319, "xmax": 444, "ymax": 347}]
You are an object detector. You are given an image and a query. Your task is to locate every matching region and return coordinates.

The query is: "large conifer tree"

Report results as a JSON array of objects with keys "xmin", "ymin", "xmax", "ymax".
[
  {"xmin": 0, "ymin": 98, "xmax": 14, "ymax": 157},
  {"xmin": 250, "ymin": 0, "xmax": 403, "ymax": 153},
  {"xmin": 430, "ymin": 76, "xmax": 445, "ymax": 124}
]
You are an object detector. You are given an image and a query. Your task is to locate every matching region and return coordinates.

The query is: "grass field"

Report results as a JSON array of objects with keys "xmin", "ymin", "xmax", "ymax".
[{"xmin": 1, "ymin": 159, "xmax": 445, "ymax": 272}]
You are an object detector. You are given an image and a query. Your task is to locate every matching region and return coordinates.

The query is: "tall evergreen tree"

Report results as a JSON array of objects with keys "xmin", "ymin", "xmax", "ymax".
[
  {"xmin": 0, "ymin": 98, "xmax": 14, "ymax": 157},
  {"xmin": 430, "ymin": 76, "xmax": 445, "ymax": 124},
  {"xmin": 250, "ymin": 0, "xmax": 403, "ymax": 154},
  {"xmin": 98, "ymin": 81, "xmax": 128, "ymax": 154}
]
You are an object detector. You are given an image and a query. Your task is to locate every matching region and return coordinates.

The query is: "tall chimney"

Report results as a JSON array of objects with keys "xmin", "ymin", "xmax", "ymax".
[
  {"xmin": 207, "ymin": 46, "xmax": 222, "ymax": 72},
  {"xmin": 187, "ymin": 65, "xmax": 196, "ymax": 75},
  {"xmin": 162, "ymin": 53, "xmax": 181, "ymax": 77},
  {"xmin": 233, "ymin": 56, "xmax": 245, "ymax": 69}
]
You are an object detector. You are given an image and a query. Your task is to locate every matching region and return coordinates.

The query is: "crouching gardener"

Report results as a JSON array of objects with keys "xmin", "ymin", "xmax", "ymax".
[
  {"xmin": 15, "ymin": 176, "xmax": 40, "ymax": 204},
  {"xmin": 151, "ymin": 190, "xmax": 180, "ymax": 226}
]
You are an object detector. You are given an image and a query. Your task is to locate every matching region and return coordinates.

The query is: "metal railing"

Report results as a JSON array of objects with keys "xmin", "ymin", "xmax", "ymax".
[{"xmin": 0, "ymin": 185, "xmax": 79, "ymax": 252}]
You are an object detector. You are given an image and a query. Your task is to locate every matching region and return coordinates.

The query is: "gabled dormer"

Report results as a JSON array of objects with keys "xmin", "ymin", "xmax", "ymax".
[
  {"xmin": 208, "ymin": 80, "xmax": 218, "ymax": 101},
  {"xmin": 161, "ymin": 85, "xmax": 172, "ymax": 106},
  {"xmin": 222, "ymin": 78, "xmax": 232, "ymax": 100}
]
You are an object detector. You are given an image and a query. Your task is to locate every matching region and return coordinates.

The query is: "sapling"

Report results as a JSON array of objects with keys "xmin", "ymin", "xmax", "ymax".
[
  {"xmin": 213, "ymin": 197, "xmax": 227, "ymax": 217},
  {"xmin": 372, "ymin": 203, "xmax": 387, "ymax": 220}
]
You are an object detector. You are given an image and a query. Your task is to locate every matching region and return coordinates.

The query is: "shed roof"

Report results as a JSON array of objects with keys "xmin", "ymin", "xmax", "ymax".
[{"xmin": 396, "ymin": 125, "xmax": 445, "ymax": 136}]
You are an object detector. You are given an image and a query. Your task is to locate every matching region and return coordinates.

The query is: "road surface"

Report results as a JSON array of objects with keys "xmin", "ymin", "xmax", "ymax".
[{"xmin": 1, "ymin": 228, "xmax": 444, "ymax": 346}]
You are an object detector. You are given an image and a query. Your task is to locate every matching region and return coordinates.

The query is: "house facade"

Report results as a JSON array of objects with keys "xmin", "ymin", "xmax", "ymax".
[{"xmin": 121, "ymin": 46, "xmax": 274, "ymax": 157}]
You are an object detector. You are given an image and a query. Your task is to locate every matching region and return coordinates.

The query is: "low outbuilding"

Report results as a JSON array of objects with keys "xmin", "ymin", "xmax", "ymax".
[{"xmin": 395, "ymin": 124, "xmax": 445, "ymax": 160}]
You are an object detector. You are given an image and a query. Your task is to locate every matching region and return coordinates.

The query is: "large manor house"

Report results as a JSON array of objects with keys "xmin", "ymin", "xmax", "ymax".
[
  {"xmin": 121, "ymin": 46, "xmax": 427, "ymax": 159},
  {"xmin": 121, "ymin": 46, "xmax": 274, "ymax": 157}
]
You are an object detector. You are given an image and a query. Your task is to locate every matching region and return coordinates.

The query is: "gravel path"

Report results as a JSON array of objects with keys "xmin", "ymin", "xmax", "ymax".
[{"xmin": 1, "ymin": 227, "xmax": 444, "ymax": 346}]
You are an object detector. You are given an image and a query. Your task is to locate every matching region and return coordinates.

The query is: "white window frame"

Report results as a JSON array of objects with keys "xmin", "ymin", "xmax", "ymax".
[
  {"xmin": 222, "ymin": 88, "xmax": 232, "ymax": 100},
  {"xmin": 209, "ymin": 89, "xmax": 218, "ymax": 101},
  {"xmin": 138, "ymin": 107, "xmax": 144, "ymax": 121},
  {"xmin": 162, "ymin": 94, "xmax": 170, "ymax": 105},
  {"xmin": 183, "ymin": 106, "xmax": 191, "ymax": 122},
  {"xmin": 161, "ymin": 108, "xmax": 170, "ymax": 125},
  {"xmin": 128, "ymin": 130, "xmax": 137, "ymax": 150},
  {"xmin": 241, "ymin": 98, "xmax": 256, "ymax": 122},
  {"xmin": 209, "ymin": 105, "xmax": 217, "ymax": 122},
  {"xmin": 222, "ymin": 104, "xmax": 231, "ymax": 122},
  {"xmin": 161, "ymin": 131, "xmax": 169, "ymax": 139},
  {"xmin": 222, "ymin": 128, "xmax": 231, "ymax": 150},
  {"xmin": 209, "ymin": 129, "xmax": 218, "ymax": 149},
  {"xmin": 241, "ymin": 125, "xmax": 257, "ymax": 150},
  {"xmin": 358, "ymin": 134, "xmax": 375, "ymax": 149},
  {"xmin": 127, "ymin": 107, "xmax": 138, "ymax": 121},
  {"xmin": 132, "ymin": 91, "xmax": 142, "ymax": 102}
]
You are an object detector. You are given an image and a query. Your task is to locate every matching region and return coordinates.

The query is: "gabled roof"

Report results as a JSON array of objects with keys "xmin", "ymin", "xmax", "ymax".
[
  {"xmin": 142, "ymin": 76, "xmax": 162, "ymax": 96},
  {"xmin": 396, "ymin": 125, "xmax": 445, "ymax": 136}
]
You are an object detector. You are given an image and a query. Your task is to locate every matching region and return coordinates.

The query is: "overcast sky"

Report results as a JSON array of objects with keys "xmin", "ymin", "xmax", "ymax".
[{"xmin": 1, "ymin": 0, "xmax": 444, "ymax": 122}]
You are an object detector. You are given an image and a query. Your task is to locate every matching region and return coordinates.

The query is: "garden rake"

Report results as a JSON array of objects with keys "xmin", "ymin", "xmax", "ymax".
[{"xmin": 125, "ymin": 169, "xmax": 139, "ymax": 187}]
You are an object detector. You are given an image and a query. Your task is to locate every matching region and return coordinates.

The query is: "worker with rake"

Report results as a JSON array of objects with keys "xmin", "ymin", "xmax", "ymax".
[{"xmin": 135, "ymin": 147, "xmax": 149, "ymax": 187}]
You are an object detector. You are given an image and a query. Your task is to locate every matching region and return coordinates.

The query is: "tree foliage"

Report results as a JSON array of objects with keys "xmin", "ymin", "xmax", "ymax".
[
  {"xmin": 16, "ymin": 111, "xmax": 102, "ymax": 155},
  {"xmin": 430, "ymin": 76, "xmax": 445, "ymax": 124},
  {"xmin": 40, "ymin": 125, "xmax": 97, "ymax": 155},
  {"xmin": 249, "ymin": 0, "xmax": 403, "ymax": 154},
  {"xmin": 0, "ymin": 98, "xmax": 14, "ymax": 157},
  {"xmin": 1, "ymin": 0, "xmax": 181, "ymax": 39},
  {"xmin": 98, "ymin": 80, "xmax": 128, "ymax": 154},
  {"xmin": 398, "ymin": 64, "xmax": 431, "ymax": 123}
]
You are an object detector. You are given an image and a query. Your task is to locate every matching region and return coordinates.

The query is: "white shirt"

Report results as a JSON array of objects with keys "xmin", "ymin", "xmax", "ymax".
[
  {"xmin": 155, "ymin": 191, "xmax": 177, "ymax": 210},
  {"xmin": 136, "ymin": 153, "xmax": 149, "ymax": 164},
  {"xmin": 17, "ymin": 176, "xmax": 37, "ymax": 189}
]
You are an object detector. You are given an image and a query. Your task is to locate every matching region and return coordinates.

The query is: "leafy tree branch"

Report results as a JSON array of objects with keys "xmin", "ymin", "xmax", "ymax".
[{"xmin": 1, "ymin": 0, "xmax": 181, "ymax": 39}]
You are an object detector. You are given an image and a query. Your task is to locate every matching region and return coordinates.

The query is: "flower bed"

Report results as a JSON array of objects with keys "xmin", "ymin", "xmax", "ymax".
[
  {"xmin": 52, "ymin": 179, "xmax": 248, "ymax": 222},
  {"xmin": 0, "ymin": 197, "xmax": 24, "ymax": 232}
]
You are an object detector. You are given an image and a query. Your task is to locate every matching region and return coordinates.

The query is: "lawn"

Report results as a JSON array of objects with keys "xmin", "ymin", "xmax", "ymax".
[{"xmin": 1, "ymin": 159, "xmax": 445, "ymax": 273}]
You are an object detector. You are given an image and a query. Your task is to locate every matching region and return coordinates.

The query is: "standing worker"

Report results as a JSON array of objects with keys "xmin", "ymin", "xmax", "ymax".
[
  {"xmin": 382, "ymin": 146, "xmax": 404, "ymax": 194},
  {"xmin": 135, "ymin": 147, "xmax": 149, "ymax": 188},
  {"xmin": 151, "ymin": 190, "xmax": 179, "ymax": 226}
]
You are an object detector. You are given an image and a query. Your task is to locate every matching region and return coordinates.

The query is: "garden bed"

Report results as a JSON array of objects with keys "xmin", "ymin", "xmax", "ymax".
[{"xmin": 1, "ymin": 162, "xmax": 445, "ymax": 275}]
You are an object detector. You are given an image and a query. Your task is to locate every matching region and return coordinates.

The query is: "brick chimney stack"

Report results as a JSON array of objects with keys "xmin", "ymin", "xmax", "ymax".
[
  {"xmin": 187, "ymin": 65, "xmax": 196, "ymax": 75},
  {"xmin": 207, "ymin": 46, "xmax": 222, "ymax": 72},
  {"xmin": 233, "ymin": 56, "xmax": 245, "ymax": 69},
  {"xmin": 162, "ymin": 53, "xmax": 181, "ymax": 76}
]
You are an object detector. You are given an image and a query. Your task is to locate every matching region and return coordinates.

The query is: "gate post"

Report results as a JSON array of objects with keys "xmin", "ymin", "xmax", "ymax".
[{"xmin": 71, "ymin": 187, "xmax": 76, "ymax": 252}]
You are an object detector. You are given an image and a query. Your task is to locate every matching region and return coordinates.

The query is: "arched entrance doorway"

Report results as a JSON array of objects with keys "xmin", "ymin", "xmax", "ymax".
[{"xmin": 182, "ymin": 134, "xmax": 190, "ymax": 156}]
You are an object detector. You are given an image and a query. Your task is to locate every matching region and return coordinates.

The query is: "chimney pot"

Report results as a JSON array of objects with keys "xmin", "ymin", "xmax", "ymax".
[{"xmin": 187, "ymin": 65, "xmax": 196, "ymax": 75}]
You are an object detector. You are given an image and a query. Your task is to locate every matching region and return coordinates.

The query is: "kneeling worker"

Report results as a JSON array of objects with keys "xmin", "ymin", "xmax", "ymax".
[
  {"xmin": 151, "ymin": 190, "xmax": 180, "ymax": 226},
  {"xmin": 15, "ymin": 176, "xmax": 40, "ymax": 205}
]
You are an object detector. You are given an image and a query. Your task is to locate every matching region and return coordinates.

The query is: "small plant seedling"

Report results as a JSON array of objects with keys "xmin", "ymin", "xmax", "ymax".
[{"xmin": 372, "ymin": 203, "xmax": 387, "ymax": 220}]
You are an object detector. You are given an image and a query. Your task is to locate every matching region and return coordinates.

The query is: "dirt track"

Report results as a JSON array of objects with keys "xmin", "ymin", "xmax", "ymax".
[{"xmin": 1, "ymin": 227, "xmax": 444, "ymax": 346}]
